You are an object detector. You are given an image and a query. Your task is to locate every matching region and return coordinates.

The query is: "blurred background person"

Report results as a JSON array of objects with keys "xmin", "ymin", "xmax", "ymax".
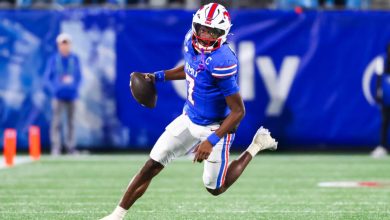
[
  {"xmin": 44, "ymin": 33, "xmax": 82, "ymax": 156},
  {"xmin": 372, "ymin": 43, "xmax": 390, "ymax": 158},
  {"xmin": 0, "ymin": 0, "xmax": 15, "ymax": 7}
]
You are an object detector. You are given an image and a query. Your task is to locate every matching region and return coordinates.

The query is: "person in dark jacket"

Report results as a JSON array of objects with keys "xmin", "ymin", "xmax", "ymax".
[
  {"xmin": 44, "ymin": 33, "xmax": 82, "ymax": 156},
  {"xmin": 372, "ymin": 44, "xmax": 390, "ymax": 158}
]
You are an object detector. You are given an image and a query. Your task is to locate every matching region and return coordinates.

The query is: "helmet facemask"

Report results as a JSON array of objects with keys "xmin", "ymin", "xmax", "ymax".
[{"xmin": 192, "ymin": 23, "xmax": 225, "ymax": 52}]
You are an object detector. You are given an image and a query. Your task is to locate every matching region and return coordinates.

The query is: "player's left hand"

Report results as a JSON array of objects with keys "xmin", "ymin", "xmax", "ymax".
[{"xmin": 193, "ymin": 140, "xmax": 213, "ymax": 163}]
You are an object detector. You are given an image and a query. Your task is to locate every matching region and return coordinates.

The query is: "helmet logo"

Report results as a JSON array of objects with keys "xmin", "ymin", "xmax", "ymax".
[{"xmin": 206, "ymin": 3, "xmax": 219, "ymax": 25}]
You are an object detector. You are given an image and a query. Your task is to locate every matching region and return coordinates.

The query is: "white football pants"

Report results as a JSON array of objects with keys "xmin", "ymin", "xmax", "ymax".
[{"xmin": 150, "ymin": 114, "xmax": 235, "ymax": 189}]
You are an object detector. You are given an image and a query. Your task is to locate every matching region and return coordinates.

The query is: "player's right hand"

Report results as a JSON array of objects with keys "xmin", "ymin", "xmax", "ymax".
[{"xmin": 193, "ymin": 140, "xmax": 213, "ymax": 163}]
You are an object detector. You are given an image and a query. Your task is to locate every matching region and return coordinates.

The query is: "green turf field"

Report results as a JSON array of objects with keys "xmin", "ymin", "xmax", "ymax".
[{"xmin": 0, "ymin": 154, "xmax": 390, "ymax": 220}]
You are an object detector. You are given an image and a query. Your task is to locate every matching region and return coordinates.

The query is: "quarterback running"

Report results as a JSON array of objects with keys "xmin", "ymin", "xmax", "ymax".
[{"xmin": 101, "ymin": 3, "xmax": 277, "ymax": 219}]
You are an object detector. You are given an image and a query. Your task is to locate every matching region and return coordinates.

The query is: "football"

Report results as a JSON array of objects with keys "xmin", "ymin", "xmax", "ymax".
[{"xmin": 130, "ymin": 72, "xmax": 157, "ymax": 108}]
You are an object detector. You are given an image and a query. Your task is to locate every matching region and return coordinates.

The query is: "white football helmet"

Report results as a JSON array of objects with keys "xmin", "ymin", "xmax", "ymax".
[{"xmin": 192, "ymin": 3, "xmax": 232, "ymax": 52}]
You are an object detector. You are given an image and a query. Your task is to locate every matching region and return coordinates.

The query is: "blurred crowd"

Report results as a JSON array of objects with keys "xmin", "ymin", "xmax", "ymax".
[{"xmin": 0, "ymin": 0, "xmax": 388, "ymax": 9}]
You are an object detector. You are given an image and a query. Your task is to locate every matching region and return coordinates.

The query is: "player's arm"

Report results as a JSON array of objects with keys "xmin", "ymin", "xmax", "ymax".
[
  {"xmin": 212, "ymin": 60, "xmax": 243, "ymax": 137},
  {"xmin": 214, "ymin": 93, "xmax": 245, "ymax": 137},
  {"xmin": 143, "ymin": 65, "xmax": 185, "ymax": 82},
  {"xmin": 163, "ymin": 64, "xmax": 186, "ymax": 80},
  {"xmin": 193, "ymin": 93, "xmax": 244, "ymax": 163}
]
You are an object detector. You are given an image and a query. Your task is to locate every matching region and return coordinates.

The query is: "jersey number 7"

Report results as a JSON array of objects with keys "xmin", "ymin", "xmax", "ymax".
[{"xmin": 186, "ymin": 74, "xmax": 195, "ymax": 105}]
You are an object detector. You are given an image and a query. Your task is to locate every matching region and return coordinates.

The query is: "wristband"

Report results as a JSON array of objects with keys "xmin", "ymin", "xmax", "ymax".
[
  {"xmin": 154, "ymin": 70, "xmax": 165, "ymax": 82},
  {"xmin": 207, "ymin": 132, "xmax": 221, "ymax": 146}
]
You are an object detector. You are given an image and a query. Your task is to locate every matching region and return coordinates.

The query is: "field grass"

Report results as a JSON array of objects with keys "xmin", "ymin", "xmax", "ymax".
[{"xmin": 0, "ymin": 154, "xmax": 390, "ymax": 220}]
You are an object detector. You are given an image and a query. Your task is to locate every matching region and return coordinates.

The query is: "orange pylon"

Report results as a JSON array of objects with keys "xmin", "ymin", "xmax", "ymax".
[
  {"xmin": 3, "ymin": 129, "xmax": 17, "ymax": 167},
  {"xmin": 29, "ymin": 126, "xmax": 41, "ymax": 160}
]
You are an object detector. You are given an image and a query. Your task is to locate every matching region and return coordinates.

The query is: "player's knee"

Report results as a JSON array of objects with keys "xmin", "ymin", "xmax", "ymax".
[
  {"xmin": 144, "ymin": 159, "xmax": 164, "ymax": 171},
  {"xmin": 140, "ymin": 159, "xmax": 164, "ymax": 178},
  {"xmin": 206, "ymin": 187, "xmax": 224, "ymax": 196}
]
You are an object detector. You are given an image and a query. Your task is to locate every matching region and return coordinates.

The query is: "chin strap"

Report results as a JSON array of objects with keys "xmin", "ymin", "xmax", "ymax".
[{"xmin": 196, "ymin": 48, "xmax": 206, "ymax": 73}]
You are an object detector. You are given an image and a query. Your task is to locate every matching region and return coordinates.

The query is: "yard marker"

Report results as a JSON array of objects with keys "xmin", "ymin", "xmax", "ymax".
[
  {"xmin": 318, "ymin": 181, "xmax": 390, "ymax": 188},
  {"xmin": 29, "ymin": 126, "xmax": 41, "ymax": 160},
  {"xmin": 3, "ymin": 129, "xmax": 17, "ymax": 167}
]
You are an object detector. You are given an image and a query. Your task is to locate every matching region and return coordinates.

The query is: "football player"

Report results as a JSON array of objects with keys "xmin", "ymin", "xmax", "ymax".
[
  {"xmin": 101, "ymin": 3, "xmax": 277, "ymax": 219},
  {"xmin": 372, "ymin": 43, "xmax": 390, "ymax": 158}
]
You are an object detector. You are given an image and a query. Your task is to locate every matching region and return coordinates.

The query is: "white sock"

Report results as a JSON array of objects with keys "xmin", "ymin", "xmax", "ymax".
[
  {"xmin": 246, "ymin": 144, "xmax": 258, "ymax": 157},
  {"xmin": 112, "ymin": 206, "xmax": 127, "ymax": 219}
]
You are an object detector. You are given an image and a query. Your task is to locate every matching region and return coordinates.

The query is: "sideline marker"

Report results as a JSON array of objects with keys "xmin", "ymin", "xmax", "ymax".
[
  {"xmin": 29, "ymin": 126, "xmax": 41, "ymax": 160},
  {"xmin": 3, "ymin": 129, "xmax": 17, "ymax": 167}
]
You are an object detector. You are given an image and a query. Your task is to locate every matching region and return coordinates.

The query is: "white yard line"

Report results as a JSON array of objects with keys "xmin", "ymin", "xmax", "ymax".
[
  {"xmin": 318, "ymin": 181, "xmax": 390, "ymax": 188},
  {"xmin": 42, "ymin": 154, "xmax": 194, "ymax": 162}
]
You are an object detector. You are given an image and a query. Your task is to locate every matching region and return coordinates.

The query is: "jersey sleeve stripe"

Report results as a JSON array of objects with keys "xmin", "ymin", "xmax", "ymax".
[
  {"xmin": 212, "ymin": 70, "xmax": 237, "ymax": 78},
  {"xmin": 213, "ymin": 66, "xmax": 237, "ymax": 74},
  {"xmin": 213, "ymin": 64, "xmax": 237, "ymax": 71}
]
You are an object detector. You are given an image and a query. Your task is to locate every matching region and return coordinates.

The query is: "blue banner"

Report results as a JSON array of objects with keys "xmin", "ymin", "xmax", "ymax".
[
  {"xmin": 0, "ymin": 10, "xmax": 61, "ymax": 150},
  {"xmin": 1, "ymin": 9, "xmax": 390, "ymax": 150}
]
